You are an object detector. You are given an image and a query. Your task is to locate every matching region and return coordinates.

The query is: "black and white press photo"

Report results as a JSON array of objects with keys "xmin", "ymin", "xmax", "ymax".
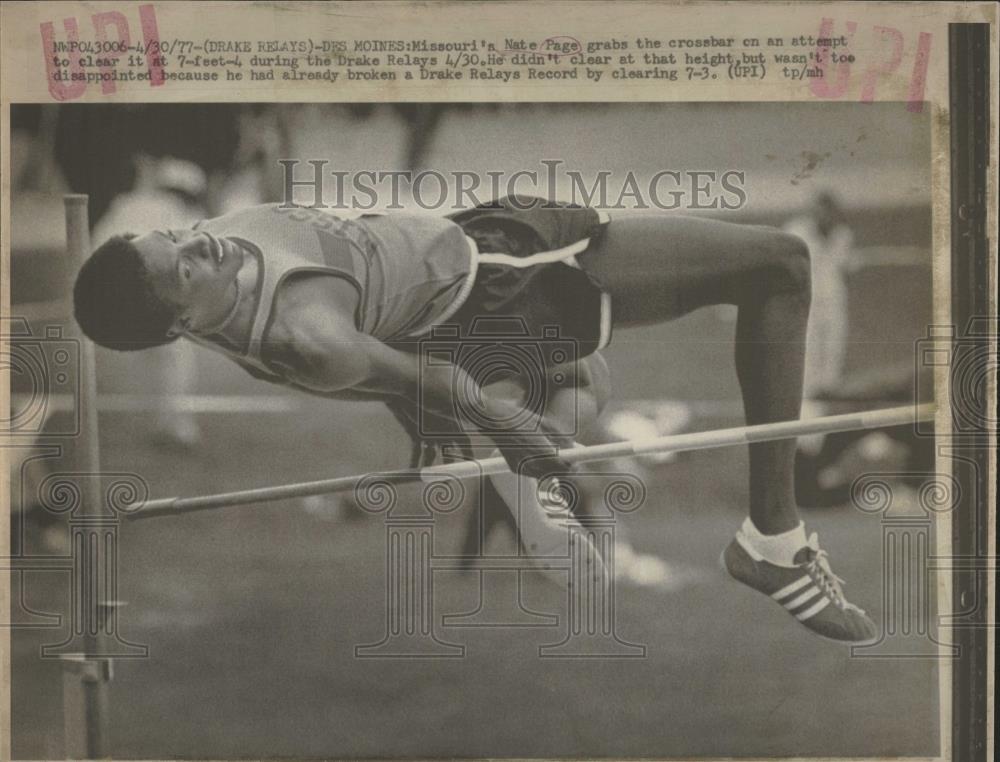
[
  {"xmin": 7, "ymin": 100, "xmax": 943, "ymax": 758},
  {"xmin": 2, "ymin": 2, "xmax": 996, "ymax": 761}
]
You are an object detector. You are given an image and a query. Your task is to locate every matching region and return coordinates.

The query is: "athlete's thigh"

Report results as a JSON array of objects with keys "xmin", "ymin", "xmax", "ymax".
[{"xmin": 578, "ymin": 214, "xmax": 792, "ymax": 324}]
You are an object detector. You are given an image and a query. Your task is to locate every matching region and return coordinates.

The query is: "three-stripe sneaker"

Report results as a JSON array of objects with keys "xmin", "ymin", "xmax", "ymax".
[{"xmin": 722, "ymin": 530, "xmax": 877, "ymax": 643}]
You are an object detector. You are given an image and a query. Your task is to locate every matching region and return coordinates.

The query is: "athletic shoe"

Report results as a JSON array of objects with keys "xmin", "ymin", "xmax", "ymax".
[{"xmin": 722, "ymin": 530, "xmax": 878, "ymax": 643}]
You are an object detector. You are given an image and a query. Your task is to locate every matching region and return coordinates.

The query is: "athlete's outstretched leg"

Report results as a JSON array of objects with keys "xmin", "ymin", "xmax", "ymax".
[
  {"xmin": 579, "ymin": 215, "xmax": 810, "ymax": 533},
  {"xmin": 578, "ymin": 215, "xmax": 876, "ymax": 643},
  {"xmin": 473, "ymin": 360, "xmax": 610, "ymax": 585}
]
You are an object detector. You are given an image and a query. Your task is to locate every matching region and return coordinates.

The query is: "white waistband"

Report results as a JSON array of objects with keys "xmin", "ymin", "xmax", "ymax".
[{"xmin": 404, "ymin": 212, "xmax": 613, "ymax": 340}]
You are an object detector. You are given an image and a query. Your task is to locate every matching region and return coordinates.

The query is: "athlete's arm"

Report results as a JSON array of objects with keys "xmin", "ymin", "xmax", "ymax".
[
  {"xmin": 266, "ymin": 305, "xmax": 372, "ymax": 394},
  {"xmin": 362, "ymin": 339, "xmax": 574, "ymax": 478},
  {"xmin": 271, "ymin": 300, "xmax": 571, "ymax": 478}
]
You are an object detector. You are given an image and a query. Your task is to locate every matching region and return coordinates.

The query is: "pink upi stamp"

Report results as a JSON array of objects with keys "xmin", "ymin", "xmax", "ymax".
[
  {"xmin": 809, "ymin": 17, "xmax": 931, "ymax": 113},
  {"xmin": 40, "ymin": 3, "xmax": 165, "ymax": 101}
]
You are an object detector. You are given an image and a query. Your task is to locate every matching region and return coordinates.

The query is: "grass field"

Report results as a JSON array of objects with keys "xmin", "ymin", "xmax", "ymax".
[{"xmin": 10, "ymin": 103, "xmax": 939, "ymax": 759}]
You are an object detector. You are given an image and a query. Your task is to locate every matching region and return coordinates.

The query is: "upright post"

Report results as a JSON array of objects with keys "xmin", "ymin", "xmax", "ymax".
[{"xmin": 59, "ymin": 194, "xmax": 111, "ymax": 758}]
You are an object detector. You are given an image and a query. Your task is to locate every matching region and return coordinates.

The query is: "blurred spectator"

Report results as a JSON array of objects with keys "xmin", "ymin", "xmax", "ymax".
[
  {"xmin": 11, "ymin": 106, "xmax": 64, "ymax": 195},
  {"xmin": 393, "ymin": 104, "xmax": 446, "ymax": 171},
  {"xmin": 216, "ymin": 105, "xmax": 292, "ymax": 211},
  {"xmin": 787, "ymin": 191, "xmax": 932, "ymax": 506},
  {"xmin": 786, "ymin": 191, "xmax": 859, "ymax": 504},
  {"xmin": 55, "ymin": 104, "xmax": 243, "ymax": 225},
  {"xmin": 785, "ymin": 190, "xmax": 856, "ymax": 400}
]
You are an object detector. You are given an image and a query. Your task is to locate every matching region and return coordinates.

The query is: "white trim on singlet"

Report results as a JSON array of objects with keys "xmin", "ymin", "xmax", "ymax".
[
  {"xmin": 405, "ymin": 212, "xmax": 614, "ymax": 343},
  {"xmin": 476, "ymin": 235, "xmax": 592, "ymax": 268},
  {"xmin": 598, "ymin": 291, "xmax": 612, "ymax": 350},
  {"xmin": 471, "ymin": 209, "xmax": 610, "ymax": 270}
]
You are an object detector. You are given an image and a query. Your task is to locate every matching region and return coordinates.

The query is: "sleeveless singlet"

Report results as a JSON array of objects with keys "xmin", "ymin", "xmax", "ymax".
[{"xmin": 192, "ymin": 204, "xmax": 476, "ymax": 377}]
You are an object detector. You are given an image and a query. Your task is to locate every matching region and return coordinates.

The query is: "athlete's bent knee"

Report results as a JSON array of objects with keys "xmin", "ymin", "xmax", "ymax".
[{"xmin": 770, "ymin": 229, "xmax": 811, "ymax": 298}]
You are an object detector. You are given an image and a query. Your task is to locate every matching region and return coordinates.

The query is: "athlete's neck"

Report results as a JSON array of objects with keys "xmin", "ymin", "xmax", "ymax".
[{"xmin": 193, "ymin": 247, "xmax": 259, "ymax": 350}]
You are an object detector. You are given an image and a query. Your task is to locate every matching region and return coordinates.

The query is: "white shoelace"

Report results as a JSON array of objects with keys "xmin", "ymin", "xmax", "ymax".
[{"xmin": 802, "ymin": 532, "xmax": 865, "ymax": 613}]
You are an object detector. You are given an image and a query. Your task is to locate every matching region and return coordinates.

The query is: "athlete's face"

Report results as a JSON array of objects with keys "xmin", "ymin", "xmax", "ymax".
[{"xmin": 132, "ymin": 228, "xmax": 244, "ymax": 335}]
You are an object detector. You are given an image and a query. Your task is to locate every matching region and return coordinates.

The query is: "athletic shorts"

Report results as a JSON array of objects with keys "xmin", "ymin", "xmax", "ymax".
[{"xmin": 433, "ymin": 196, "xmax": 612, "ymax": 366}]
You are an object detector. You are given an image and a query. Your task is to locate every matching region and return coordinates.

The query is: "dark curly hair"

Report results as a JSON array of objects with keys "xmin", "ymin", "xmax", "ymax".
[{"xmin": 73, "ymin": 234, "xmax": 179, "ymax": 351}]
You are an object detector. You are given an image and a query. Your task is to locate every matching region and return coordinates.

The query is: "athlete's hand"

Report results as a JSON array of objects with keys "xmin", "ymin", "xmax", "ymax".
[
  {"xmin": 387, "ymin": 396, "xmax": 492, "ymax": 469},
  {"xmin": 478, "ymin": 396, "xmax": 576, "ymax": 481},
  {"xmin": 344, "ymin": 339, "xmax": 573, "ymax": 479},
  {"xmin": 391, "ymin": 392, "xmax": 572, "ymax": 478}
]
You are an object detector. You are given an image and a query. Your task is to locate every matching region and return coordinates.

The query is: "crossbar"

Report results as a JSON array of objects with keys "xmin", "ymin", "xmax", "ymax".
[{"xmin": 125, "ymin": 403, "xmax": 936, "ymax": 521}]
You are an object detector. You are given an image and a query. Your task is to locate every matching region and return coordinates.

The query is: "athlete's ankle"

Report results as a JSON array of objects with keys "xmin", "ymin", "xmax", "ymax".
[{"xmin": 737, "ymin": 517, "xmax": 807, "ymax": 566}]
